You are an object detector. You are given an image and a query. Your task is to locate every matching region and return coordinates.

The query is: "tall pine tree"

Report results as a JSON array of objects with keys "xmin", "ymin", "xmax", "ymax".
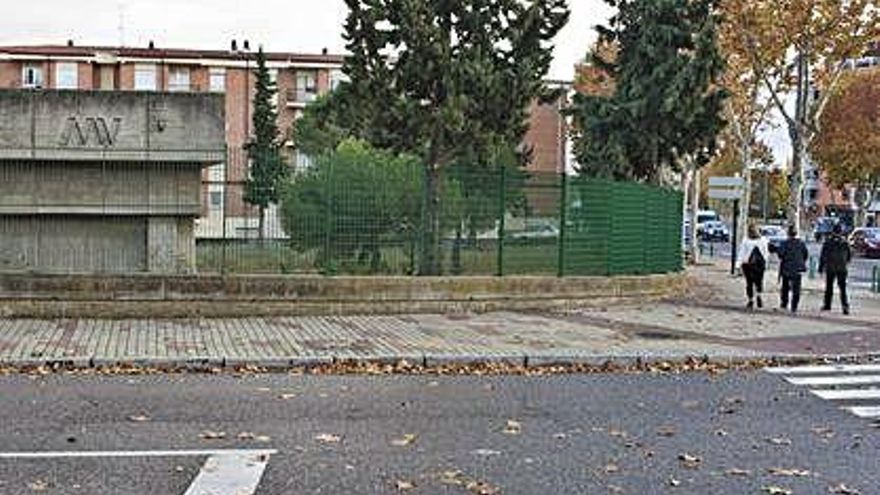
[
  {"xmin": 244, "ymin": 47, "xmax": 286, "ymax": 240},
  {"xmin": 339, "ymin": 0, "xmax": 569, "ymax": 275},
  {"xmin": 570, "ymin": 0, "xmax": 727, "ymax": 183}
]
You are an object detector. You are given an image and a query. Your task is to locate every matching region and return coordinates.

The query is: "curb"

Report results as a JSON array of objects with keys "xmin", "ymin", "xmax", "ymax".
[{"xmin": 3, "ymin": 351, "xmax": 878, "ymax": 373}]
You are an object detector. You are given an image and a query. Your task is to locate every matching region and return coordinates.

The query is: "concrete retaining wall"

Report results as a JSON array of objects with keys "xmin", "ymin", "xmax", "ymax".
[{"xmin": 0, "ymin": 272, "xmax": 688, "ymax": 318}]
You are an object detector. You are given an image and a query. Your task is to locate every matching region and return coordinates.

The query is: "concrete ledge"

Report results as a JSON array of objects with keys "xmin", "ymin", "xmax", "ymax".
[{"xmin": 0, "ymin": 272, "xmax": 688, "ymax": 318}]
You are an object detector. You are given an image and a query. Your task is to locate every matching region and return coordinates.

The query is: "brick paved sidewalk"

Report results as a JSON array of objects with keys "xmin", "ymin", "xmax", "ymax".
[{"xmin": 1, "ymin": 261, "xmax": 879, "ymax": 369}]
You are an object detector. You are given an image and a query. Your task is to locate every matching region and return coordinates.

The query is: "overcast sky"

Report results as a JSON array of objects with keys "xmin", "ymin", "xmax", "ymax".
[{"xmin": 0, "ymin": 0, "xmax": 613, "ymax": 81}]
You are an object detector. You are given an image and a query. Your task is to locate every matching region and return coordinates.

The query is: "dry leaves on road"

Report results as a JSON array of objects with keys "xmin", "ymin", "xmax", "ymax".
[
  {"xmin": 678, "ymin": 453, "xmax": 701, "ymax": 469},
  {"xmin": 391, "ymin": 434, "xmax": 418, "ymax": 447},
  {"xmin": 27, "ymin": 480, "xmax": 48, "ymax": 491},
  {"xmin": 656, "ymin": 426, "xmax": 677, "ymax": 437},
  {"xmin": 768, "ymin": 467, "xmax": 812, "ymax": 477},
  {"xmin": 315, "ymin": 433, "xmax": 341, "ymax": 444},
  {"xmin": 763, "ymin": 486, "xmax": 793, "ymax": 495},
  {"xmin": 395, "ymin": 480, "xmax": 415, "ymax": 491},
  {"xmin": 766, "ymin": 437, "xmax": 793, "ymax": 446},
  {"xmin": 278, "ymin": 393, "xmax": 297, "ymax": 400},
  {"xmin": 199, "ymin": 430, "xmax": 227, "ymax": 440},
  {"xmin": 503, "ymin": 420, "xmax": 522, "ymax": 435},
  {"xmin": 725, "ymin": 468, "xmax": 751, "ymax": 477},
  {"xmin": 127, "ymin": 414, "xmax": 151, "ymax": 423},
  {"xmin": 668, "ymin": 477, "xmax": 681, "ymax": 487},
  {"xmin": 604, "ymin": 463, "xmax": 620, "ymax": 474},
  {"xmin": 830, "ymin": 483, "xmax": 861, "ymax": 494}
]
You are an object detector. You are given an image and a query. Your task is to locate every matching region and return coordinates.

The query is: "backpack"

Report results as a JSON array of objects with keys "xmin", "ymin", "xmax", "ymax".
[{"xmin": 747, "ymin": 245, "xmax": 766, "ymax": 270}]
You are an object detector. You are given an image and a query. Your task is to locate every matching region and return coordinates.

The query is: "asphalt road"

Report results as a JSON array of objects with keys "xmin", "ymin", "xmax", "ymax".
[{"xmin": 0, "ymin": 370, "xmax": 878, "ymax": 494}]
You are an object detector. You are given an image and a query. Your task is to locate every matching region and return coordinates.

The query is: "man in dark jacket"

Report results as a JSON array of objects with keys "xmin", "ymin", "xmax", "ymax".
[
  {"xmin": 819, "ymin": 223, "xmax": 852, "ymax": 315},
  {"xmin": 777, "ymin": 225, "xmax": 809, "ymax": 313}
]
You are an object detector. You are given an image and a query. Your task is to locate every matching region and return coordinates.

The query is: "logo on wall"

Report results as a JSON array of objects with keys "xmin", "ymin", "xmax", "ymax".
[{"xmin": 59, "ymin": 117, "xmax": 122, "ymax": 147}]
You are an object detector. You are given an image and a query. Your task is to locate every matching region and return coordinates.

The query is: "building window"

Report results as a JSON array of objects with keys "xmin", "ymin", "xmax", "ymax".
[
  {"xmin": 209, "ymin": 68, "xmax": 226, "ymax": 92},
  {"xmin": 134, "ymin": 64, "xmax": 157, "ymax": 91},
  {"xmin": 207, "ymin": 163, "xmax": 226, "ymax": 182},
  {"xmin": 168, "ymin": 67, "xmax": 191, "ymax": 92},
  {"xmin": 55, "ymin": 63, "xmax": 78, "ymax": 89},
  {"xmin": 209, "ymin": 189, "xmax": 224, "ymax": 210},
  {"xmin": 295, "ymin": 70, "xmax": 318, "ymax": 102},
  {"xmin": 22, "ymin": 65, "xmax": 44, "ymax": 89}
]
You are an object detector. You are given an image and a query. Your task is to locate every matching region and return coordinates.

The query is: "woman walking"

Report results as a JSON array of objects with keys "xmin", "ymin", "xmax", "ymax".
[{"xmin": 738, "ymin": 224, "xmax": 770, "ymax": 310}]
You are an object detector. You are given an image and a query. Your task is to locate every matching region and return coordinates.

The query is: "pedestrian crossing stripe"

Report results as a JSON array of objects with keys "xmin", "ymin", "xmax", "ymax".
[{"xmin": 766, "ymin": 364, "xmax": 880, "ymax": 421}]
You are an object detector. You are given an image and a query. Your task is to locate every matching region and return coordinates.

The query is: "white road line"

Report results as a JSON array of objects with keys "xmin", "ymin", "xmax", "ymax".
[
  {"xmin": 811, "ymin": 389, "xmax": 880, "ymax": 401},
  {"xmin": 0, "ymin": 449, "xmax": 277, "ymax": 495},
  {"xmin": 766, "ymin": 364, "xmax": 880, "ymax": 375},
  {"xmin": 847, "ymin": 406, "xmax": 880, "ymax": 418},
  {"xmin": 786, "ymin": 375, "xmax": 880, "ymax": 386},
  {"xmin": 0, "ymin": 449, "xmax": 276, "ymax": 459},
  {"xmin": 184, "ymin": 450, "xmax": 272, "ymax": 495}
]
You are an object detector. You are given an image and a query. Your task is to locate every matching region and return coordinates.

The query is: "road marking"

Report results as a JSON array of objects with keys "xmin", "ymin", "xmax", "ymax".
[
  {"xmin": 785, "ymin": 375, "xmax": 880, "ymax": 386},
  {"xmin": 811, "ymin": 389, "xmax": 880, "ymax": 401},
  {"xmin": 0, "ymin": 449, "xmax": 276, "ymax": 495},
  {"xmin": 765, "ymin": 364, "xmax": 880, "ymax": 375},
  {"xmin": 847, "ymin": 406, "xmax": 880, "ymax": 418},
  {"xmin": 184, "ymin": 450, "xmax": 272, "ymax": 495}
]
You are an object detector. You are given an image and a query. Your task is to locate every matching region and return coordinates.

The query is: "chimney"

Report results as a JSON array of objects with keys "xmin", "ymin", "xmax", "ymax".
[
  {"xmin": 66, "ymin": 39, "xmax": 74, "ymax": 47},
  {"xmin": 243, "ymin": 40, "xmax": 250, "ymax": 51},
  {"xmin": 231, "ymin": 39, "xmax": 238, "ymax": 52},
  {"xmin": 148, "ymin": 40, "xmax": 155, "ymax": 50}
]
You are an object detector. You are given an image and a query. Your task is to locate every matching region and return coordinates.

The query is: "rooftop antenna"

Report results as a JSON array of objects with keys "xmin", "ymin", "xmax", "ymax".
[{"xmin": 117, "ymin": 2, "xmax": 126, "ymax": 47}]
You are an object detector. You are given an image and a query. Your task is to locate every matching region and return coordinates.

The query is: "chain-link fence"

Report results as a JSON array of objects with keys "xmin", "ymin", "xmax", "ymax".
[{"xmin": 0, "ymin": 148, "xmax": 684, "ymax": 277}]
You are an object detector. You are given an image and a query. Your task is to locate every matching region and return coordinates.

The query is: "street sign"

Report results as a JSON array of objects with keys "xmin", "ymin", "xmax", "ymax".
[
  {"xmin": 709, "ymin": 177, "xmax": 745, "ymax": 188},
  {"xmin": 708, "ymin": 189, "xmax": 744, "ymax": 200},
  {"xmin": 706, "ymin": 176, "xmax": 744, "ymax": 275}
]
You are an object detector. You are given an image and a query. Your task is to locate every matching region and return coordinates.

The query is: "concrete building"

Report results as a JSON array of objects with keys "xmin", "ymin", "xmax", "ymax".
[
  {"xmin": 0, "ymin": 42, "xmax": 570, "ymax": 239},
  {"xmin": 0, "ymin": 90, "xmax": 225, "ymax": 273},
  {"xmin": 0, "ymin": 42, "xmax": 344, "ymax": 240}
]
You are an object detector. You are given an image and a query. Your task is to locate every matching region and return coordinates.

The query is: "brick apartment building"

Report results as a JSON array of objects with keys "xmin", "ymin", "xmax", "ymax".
[{"xmin": 0, "ymin": 42, "xmax": 569, "ymax": 239}]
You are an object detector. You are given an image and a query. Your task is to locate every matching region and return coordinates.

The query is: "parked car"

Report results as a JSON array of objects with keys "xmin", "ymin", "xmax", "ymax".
[
  {"xmin": 849, "ymin": 227, "xmax": 880, "ymax": 258},
  {"xmin": 813, "ymin": 216, "xmax": 850, "ymax": 242},
  {"xmin": 759, "ymin": 225, "xmax": 787, "ymax": 253},
  {"xmin": 700, "ymin": 220, "xmax": 730, "ymax": 242}
]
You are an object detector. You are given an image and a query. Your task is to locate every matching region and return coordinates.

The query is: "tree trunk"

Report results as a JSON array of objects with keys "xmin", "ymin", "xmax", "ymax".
[
  {"xmin": 258, "ymin": 205, "xmax": 266, "ymax": 241},
  {"xmin": 689, "ymin": 165, "xmax": 700, "ymax": 264},
  {"xmin": 787, "ymin": 51, "xmax": 810, "ymax": 233},
  {"xmin": 738, "ymin": 140, "xmax": 753, "ymax": 249}
]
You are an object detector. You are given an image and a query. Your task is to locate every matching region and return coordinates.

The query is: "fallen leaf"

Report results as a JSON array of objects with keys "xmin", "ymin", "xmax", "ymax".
[
  {"xmin": 715, "ymin": 429, "xmax": 729, "ymax": 437},
  {"xmin": 553, "ymin": 432, "xmax": 568, "ymax": 440},
  {"xmin": 766, "ymin": 437, "xmax": 792, "ymax": 446},
  {"xmin": 440, "ymin": 470, "xmax": 465, "ymax": 486},
  {"xmin": 830, "ymin": 483, "xmax": 860, "ymax": 494},
  {"xmin": 127, "ymin": 414, "xmax": 151, "ymax": 423},
  {"xmin": 678, "ymin": 453, "xmax": 701, "ymax": 469},
  {"xmin": 256, "ymin": 435, "xmax": 272, "ymax": 443},
  {"xmin": 466, "ymin": 480, "xmax": 500, "ymax": 494},
  {"xmin": 391, "ymin": 433, "xmax": 418, "ymax": 447},
  {"xmin": 315, "ymin": 433, "xmax": 341, "ymax": 444},
  {"xmin": 472, "ymin": 449, "xmax": 501, "ymax": 457},
  {"xmin": 27, "ymin": 480, "xmax": 48, "ymax": 491},
  {"xmin": 199, "ymin": 430, "xmax": 227, "ymax": 440},
  {"xmin": 503, "ymin": 420, "xmax": 522, "ymax": 435},
  {"xmin": 763, "ymin": 486, "xmax": 793, "ymax": 495},
  {"xmin": 395, "ymin": 480, "xmax": 415, "ymax": 491},
  {"xmin": 604, "ymin": 463, "xmax": 619, "ymax": 474},
  {"xmin": 768, "ymin": 467, "xmax": 812, "ymax": 477},
  {"xmin": 725, "ymin": 468, "xmax": 752, "ymax": 477},
  {"xmin": 608, "ymin": 429, "xmax": 628, "ymax": 438},
  {"xmin": 278, "ymin": 393, "xmax": 297, "ymax": 400},
  {"xmin": 657, "ymin": 426, "xmax": 677, "ymax": 437},
  {"xmin": 237, "ymin": 432, "xmax": 256, "ymax": 440},
  {"xmin": 669, "ymin": 477, "xmax": 681, "ymax": 487}
]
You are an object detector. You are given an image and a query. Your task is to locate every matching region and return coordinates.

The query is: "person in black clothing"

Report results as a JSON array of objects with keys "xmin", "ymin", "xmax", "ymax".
[
  {"xmin": 819, "ymin": 223, "xmax": 852, "ymax": 315},
  {"xmin": 777, "ymin": 225, "xmax": 809, "ymax": 313}
]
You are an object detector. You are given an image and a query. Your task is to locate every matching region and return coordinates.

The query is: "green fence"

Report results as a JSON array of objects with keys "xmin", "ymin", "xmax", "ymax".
[{"xmin": 198, "ymin": 151, "xmax": 683, "ymax": 277}]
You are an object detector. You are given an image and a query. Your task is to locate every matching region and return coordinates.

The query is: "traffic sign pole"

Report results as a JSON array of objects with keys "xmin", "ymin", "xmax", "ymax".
[{"xmin": 731, "ymin": 199, "xmax": 739, "ymax": 275}]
